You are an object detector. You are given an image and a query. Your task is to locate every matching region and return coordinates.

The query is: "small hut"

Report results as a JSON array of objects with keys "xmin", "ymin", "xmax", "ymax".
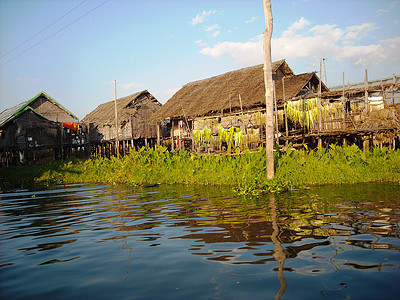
[
  {"xmin": 82, "ymin": 90, "xmax": 162, "ymax": 156},
  {"xmin": 150, "ymin": 60, "xmax": 328, "ymax": 152},
  {"xmin": 0, "ymin": 91, "xmax": 87, "ymax": 166},
  {"xmin": 313, "ymin": 74, "xmax": 400, "ymax": 149}
]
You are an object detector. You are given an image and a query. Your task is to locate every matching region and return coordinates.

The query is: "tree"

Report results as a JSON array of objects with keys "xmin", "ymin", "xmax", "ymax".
[{"xmin": 263, "ymin": 0, "xmax": 274, "ymax": 179}]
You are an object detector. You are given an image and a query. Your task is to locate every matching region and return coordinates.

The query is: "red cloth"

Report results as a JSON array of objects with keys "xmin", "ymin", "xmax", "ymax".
[{"xmin": 60, "ymin": 122, "xmax": 78, "ymax": 131}]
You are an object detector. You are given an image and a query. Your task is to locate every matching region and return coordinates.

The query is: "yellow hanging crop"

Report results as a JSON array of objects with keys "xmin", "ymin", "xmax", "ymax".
[{"xmin": 285, "ymin": 97, "xmax": 340, "ymax": 131}]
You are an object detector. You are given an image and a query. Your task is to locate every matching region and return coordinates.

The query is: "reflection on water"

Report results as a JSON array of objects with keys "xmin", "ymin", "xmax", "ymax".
[
  {"xmin": 270, "ymin": 194, "xmax": 287, "ymax": 299},
  {"xmin": 0, "ymin": 183, "xmax": 399, "ymax": 299}
]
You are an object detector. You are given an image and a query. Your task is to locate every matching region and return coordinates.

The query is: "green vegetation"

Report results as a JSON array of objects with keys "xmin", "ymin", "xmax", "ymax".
[{"xmin": 1, "ymin": 144, "xmax": 399, "ymax": 193}]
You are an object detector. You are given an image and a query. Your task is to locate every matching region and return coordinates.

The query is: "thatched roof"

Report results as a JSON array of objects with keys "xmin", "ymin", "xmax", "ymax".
[
  {"xmin": 274, "ymin": 72, "xmax": 328, "ymax": 102},
  {"xmin": 82, "ymin": 90, "xmax": 161, "ymax": 127},
  {"xmin": 0, "ymin": 91, "xmax": 78, "ymax": 128},
  {"xmin": 150, "ymin": 60, "xmax": 326, "ymax": 122}
]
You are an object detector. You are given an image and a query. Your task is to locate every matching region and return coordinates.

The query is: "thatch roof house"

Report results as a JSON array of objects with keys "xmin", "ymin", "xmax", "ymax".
[
  {"xmin": 149, "ymin": 60, "xmax": 328, "ymax": 151},
  {"xmin": 0, "ymin": 91, "xmax": 85, "ymax": 166},
  {"xmin": 82, "ymin": 90, "xmax": 162, "ymax": 147},
  {"xmin": 150, "ymin": 60, "xmax": 326, "ymax": 122}
]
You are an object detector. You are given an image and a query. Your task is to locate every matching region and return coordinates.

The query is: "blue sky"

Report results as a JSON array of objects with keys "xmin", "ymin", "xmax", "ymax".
[{"xmin": 1, "ymin": 0, "xmax": 399, "ymax": 119}]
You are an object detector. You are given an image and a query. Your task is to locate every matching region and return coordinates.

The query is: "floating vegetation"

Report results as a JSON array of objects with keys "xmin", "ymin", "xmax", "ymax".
[{"xmin": 1, "ymin": 145, "xmax": 399, "ymax": 194}]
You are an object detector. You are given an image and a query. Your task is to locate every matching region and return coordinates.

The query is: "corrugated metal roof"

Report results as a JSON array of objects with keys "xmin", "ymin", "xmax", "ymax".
[
  {"xmin": 329, "ymin": 75, "xmax": 399, "ymax": 91},
  {"xmin": 0, "ymin": 91, "xmax": 78, "ymax": 128},
  {"xmin": 0, "ymin": 99, "xmax": 31, "ymax": 127}
]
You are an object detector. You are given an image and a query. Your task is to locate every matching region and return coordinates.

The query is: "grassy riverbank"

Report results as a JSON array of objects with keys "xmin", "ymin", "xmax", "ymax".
[{"xmin": 1, "ymin": 144, "xmax": 399, "ymax": 193}]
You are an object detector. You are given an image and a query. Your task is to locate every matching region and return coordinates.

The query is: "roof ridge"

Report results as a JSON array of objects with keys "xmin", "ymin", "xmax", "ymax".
[
  {"xmin": 182, "ymin": 60, "xmax": 288, "ymax": 88},
  {"xmin": 99, "ymin": 90, "xmax": 149, "ymax": 106}
]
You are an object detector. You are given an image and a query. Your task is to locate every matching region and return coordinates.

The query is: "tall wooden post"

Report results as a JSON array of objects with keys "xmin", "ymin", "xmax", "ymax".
[
  {"xmin": 393, "ymin": 74, "xmax": 396, "ymax": 106},
  {"xmin": 318, "ymin": 60, "xmax": 322, "ymax": 149},
  {"xmin": 342, "ymin": 72, "xmax": 345, "ymax": 130},
  {"xmin": 364, "ymin": 69, "xmax": 369, "ymax": 115},
  {"xmin": 282, "ymin": 78, "xmax": 289, "ymax": 147},
  {"xmin": 156, "ymin": 122, "xmax": 160, "ymax": 147},
  {"xmin": 238, "ymin": 94, "xmax": 247, "ymax": 148},
  {"xmin": 192, "ymin": 120, "xmax": 195, "ymax": 152},
  {"xmin": 171, "ymin": 120, "xmax": 175, "ymax": 152},
  {"xmin": 273, "ymin": 82, "xmax": 279, "ymax": 146},
  {"xmin": 263, "ymin": 0, "xmax": 274, "ymax": 179},
  {"xmin": 114, "ymin": 80, "xmax": 119, "ymax": 158}
]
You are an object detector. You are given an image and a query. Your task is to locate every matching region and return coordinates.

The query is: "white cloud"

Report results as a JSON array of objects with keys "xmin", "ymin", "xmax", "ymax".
[
  {"xmin": 212, "ymin": 30, "xmax": 221, "ymax": 38},
  {"xmin": 200, "ymin": 35, "xmax": 263, "ymax": 66},
  {"xmin": 190, "ymin": 10, "xmax": 216, "ymax": 26},
  {"xmin": 199, "ymin": 17, "xmax": 394, "ymax": 69},
  {"xmin": 195, "ymin": 39, "xmax": 208, "ymax": 47},
  {"xmin": 378, "ymin": 1, "xmax": 399, "ymax": 14},
  {"xmin": 245, "ymin": 16, "xmax": 257, "ymax": 23},
  {"xmin": 380, "ymin": 36, "xmax": 400, "ymax": 63},
  {"xmin": 204, "ymin": 24, "xmax": 219, "ymax": 32},
  {"xmin": 283, "ymin": 17, "xmax": 310, "ymax": 37},
  {"xmin": 272, "ymin": 34, "xmax": 338, "ymax": 61},
  {"xmin": 344, "ymin": 23, "xmax": 378, "ymax": 45},
  {"xmin": 309, "ymin": 24, "xmax": 343, "ymax": 42},
  {"xmin": 119, "ymin": 82, "xmax": 145, "ymax": 91},
  {"xmin": 335, "ymin": 44, "xmax": 386, "ymax": 66}
]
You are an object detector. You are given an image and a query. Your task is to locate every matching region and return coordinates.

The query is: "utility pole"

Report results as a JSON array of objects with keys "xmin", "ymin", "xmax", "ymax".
[
  {"xmin": 114, "ymin": 79, "xmax": 119, "ymax": 158},
  {"xmin": 263, "ymin": 0, "xmax": 274, "ymax": 179},
  {"xmin": 317, "ymin": 60, "xmax": 322, "ymax": 149}
]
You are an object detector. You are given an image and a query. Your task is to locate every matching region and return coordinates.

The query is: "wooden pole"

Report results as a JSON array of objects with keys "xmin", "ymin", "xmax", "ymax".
[
  {"xmin": 342, "ymin": 72, "xmax": 345, "ymax": 129},
  {"xmin": 393, "ymin": 74, "xmax": 396, "ymax": 106},
  {"xmin": 263, "ymin": 0, "xmax": 274, "ymax": 179},
  {"xmin": 318, "ymin": 61, "xmax": 322, "ymax": 149},
  {"xmin": 192, "ymin": 120, "xmax": 195, "ymax": 152},
  {"xmin": 273, "ymin": 82, "xmax": 279, "ymax": 146},
  {"xmin": 171, "ymin": 120, "xmax": 175, "ymax": 152},
  {"xmin": 238, "ymin": 94, "xmax": 247, "ymax": 148},
  {"xmin": 114, "ymin": 80, "xmax": 119, "ymax": 158},
  {"xmin": 156, "ymin": 122, "xmax": 160, "ymax": 147},
  {"xmin": 282, "ymin": 78, "xmax": 288, "ymax": 145},
  {"xmin": 364, "ymin": 69, "xmax": 369, "ymax": 115},
  {"xmin": 229, "ymin": 93, "xmax": 232, "ymax": 114}
]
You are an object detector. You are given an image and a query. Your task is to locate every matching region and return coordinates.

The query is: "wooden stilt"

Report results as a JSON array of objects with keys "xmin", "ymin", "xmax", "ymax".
[
  {"xmin": 171, "ymin": 120, "xmax": 175, "ymax": 152},
  {"xmin": 156, "ymin": 122, "xmax": 160, "ymax": 147}
]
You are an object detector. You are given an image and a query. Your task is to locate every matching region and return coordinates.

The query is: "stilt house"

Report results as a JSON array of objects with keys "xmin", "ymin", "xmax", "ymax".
[
  {"xmin": 150, "ymin": 60, "xmax": 328, "ymax": 152},
  {"xmin": 310, "ymin": 74, "xmax": 400, "ymax": 149},
  {"xmin": 82, "ymin": 90, "xmax": 162, "ymax": 156},
  {"xmin": 0, "ymin": 91, "xmax": 87, "ymax": 166}
]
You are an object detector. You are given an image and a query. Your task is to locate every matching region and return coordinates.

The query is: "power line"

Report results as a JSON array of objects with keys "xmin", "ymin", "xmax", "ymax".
[
  {"xmin": 1, "ymin": 0, "xmax": 88, "ymax": 59},
  {"xmin": 1, "ymin": 0, "xmax": 110, "ymax": 67}
]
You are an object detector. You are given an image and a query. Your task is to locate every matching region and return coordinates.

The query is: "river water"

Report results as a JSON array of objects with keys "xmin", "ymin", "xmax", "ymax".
[{"xmin": 1, "ymin": 183, "xmax": 399, "ymax": 299}]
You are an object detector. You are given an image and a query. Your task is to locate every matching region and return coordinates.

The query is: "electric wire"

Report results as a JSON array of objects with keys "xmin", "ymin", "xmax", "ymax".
[
  {"xmin": 1, "ymin": 0, "xmax": 110, "ymax": 67},
  {"xmin": 1, "ymin": 0, "xmax": 87, "ymax": 59}
]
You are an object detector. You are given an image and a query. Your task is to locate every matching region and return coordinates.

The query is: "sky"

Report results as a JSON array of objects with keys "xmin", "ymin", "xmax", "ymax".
[{"xmin": 1, "ymin": 0, "xmax": 399, "ymax": 120}]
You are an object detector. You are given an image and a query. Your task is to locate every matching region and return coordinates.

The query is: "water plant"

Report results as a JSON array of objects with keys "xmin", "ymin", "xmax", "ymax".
[{"xmin": 0, "ymin": 145, "xmax": 399, "ymax": 194}]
